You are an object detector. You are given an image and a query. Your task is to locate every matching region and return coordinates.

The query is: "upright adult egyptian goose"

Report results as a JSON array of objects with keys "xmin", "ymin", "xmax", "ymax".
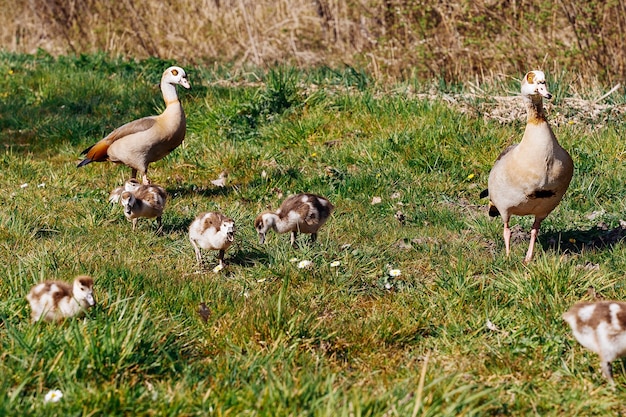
[
  {"xmin": 189, "ymin": 212, "xmax": 236, "ymax": 268},
  {"xmin": 119, "ymin": 184, "xmax": 167, "ymax": 232},
  {"xmin": 484, "ymin": 70, "xmax": 573, "ymax": 262},
  {"xmin": 563, "ymin": 301, "xmax": 626, "ymax": 383},
  {"xmin": 77, "ymin": 66, "xmax": 190, "ymax": 184},
  {"xmin": 26, "ymin": 275, "xmax": 95, "ymax": 322},
  {"xmin": 254, "ymin": 193, "xmax": 334, "ymax": 247}
]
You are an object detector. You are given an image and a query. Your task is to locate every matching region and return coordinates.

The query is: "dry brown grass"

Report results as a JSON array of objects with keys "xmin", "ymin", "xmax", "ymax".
[{"xmin": 2, "ymin": 0, "xmax": 626, "ymax": 83}]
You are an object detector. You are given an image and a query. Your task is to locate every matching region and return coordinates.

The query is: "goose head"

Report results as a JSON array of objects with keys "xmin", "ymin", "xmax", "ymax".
[
  {"xmin": 521, "ymin": 70, "xmax": 552, "ymax": 100},
  {"xmin": 163, "ymin": 66, "xmax": 191, "ymax": 90}
]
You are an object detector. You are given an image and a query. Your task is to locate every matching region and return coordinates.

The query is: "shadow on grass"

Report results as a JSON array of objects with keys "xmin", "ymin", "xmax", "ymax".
[
  {"xmin": 228, "ymin": 247, "xmax": 270, "ymax": 267},
  {"xmin": 166, "ymin": 184, "xmax": 232, "ymax": 200},
  {"xmin": 542, "ymin": 224, "xmax": 626, "ymax": 255},
  {"xmin": 162, "ymin": 217, "xmax": 193, "ymax": 235}
]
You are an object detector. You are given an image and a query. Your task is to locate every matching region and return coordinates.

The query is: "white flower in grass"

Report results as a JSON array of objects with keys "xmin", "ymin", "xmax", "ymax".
[
  {"xmin": 289, "ymin": 257, "xmax": 299, "ymax": 263},
  {"xmin": 20, "ymin": 183, "xmax": 28, "ymax": 189},
  {"xmin": 486, "ymin": 319, "xmax": 499, "ymax": 332},
  {"xmin": 212, "ymin": 264, "xmax": 224, "ymax": 273},
  {"xmin": 44, "ymin": 389, "xmax": 63, "ymax": 403},
  {"xmin": 330, "ymin": 261, "xmax": 341, "ymax": 267},
  {"xmin": 298, "ymin": 260, "xmax": 313, "ymax": 269},
  {"xmin": 388, "ymin": 269, "xmax": 401, "ymax": 277}
]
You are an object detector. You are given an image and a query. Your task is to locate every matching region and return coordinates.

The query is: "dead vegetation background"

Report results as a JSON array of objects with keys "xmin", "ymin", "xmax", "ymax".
[{"xmin": 1, "ymin": 0, "xmax": 626, "ymax": 84}]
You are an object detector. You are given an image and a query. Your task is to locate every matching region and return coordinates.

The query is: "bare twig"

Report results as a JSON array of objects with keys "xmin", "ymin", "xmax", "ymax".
[{"xmin": 594, "ymin": 83, "xmax": 621, "ymax": 104}]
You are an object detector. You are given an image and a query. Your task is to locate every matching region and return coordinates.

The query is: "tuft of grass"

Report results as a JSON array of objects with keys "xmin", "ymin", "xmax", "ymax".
[{"xmin": 2, "ymin": 54, "xmax": 626, "ymax": 415}]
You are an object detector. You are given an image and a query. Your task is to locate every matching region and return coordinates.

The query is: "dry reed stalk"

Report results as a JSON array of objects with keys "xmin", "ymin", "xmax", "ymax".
[{"xmin": 1, "ymin": 0, "xmax": 626, "ymax": 84}]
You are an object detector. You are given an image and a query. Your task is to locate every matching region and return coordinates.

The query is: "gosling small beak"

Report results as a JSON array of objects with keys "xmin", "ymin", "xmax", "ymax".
[{"xmin": 86, "ymin": 294, "xmax": 95, "ymax": 306}]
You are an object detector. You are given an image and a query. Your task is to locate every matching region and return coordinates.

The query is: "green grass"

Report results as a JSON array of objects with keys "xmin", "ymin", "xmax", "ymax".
[{"xmin": 1, "ymin": 52, "xmax": 626, "ymax": 415}]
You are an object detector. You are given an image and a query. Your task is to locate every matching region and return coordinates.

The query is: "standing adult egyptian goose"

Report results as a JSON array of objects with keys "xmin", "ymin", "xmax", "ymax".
[
  {"xmin": 484, "ymin": 70, "xmax": 573, "ymax": 262},
  {"xmin": 26, "ymin": 275, "xmax": 95, "ymax": 323},
  {"xmin": 254, "ymin": 193, "xmax": 334, "ymax": 247},
  {"xmin": 189, "ymin": 212, "xmax": 236, "ymax": 268},
  {"xmin": 77, "ymin": 66, "xmax": 190, "ymax": 185},
  {"xmin": 563, "ymin": 301, "xmax": 626, "ymax": 384},
  {"xmin": 119, "ymin": 184, "xmax": 167, "ymax": 233}
]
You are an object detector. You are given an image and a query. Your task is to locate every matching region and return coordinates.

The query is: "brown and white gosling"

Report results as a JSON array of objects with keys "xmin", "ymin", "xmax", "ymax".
[
  {"xmin": 26, "ymin": 275, "xmax": 95, "ymax": 323},
  {"xmin": 119, "ymin": 184, "xmax": 167, "ymax": 232},
  {"xmin": 77, "ymin": 66, "xmax": 190, "ymax": 185},
  {"xmin": 482, "ymin": 70, "xmax": 573, "ymax": 262},
  {"xmin": 189, "ymin": 212, "xmax": 236, "ymax": 268},
  {"xmin": 108, "ymin": 178, "xmax": 141, "ymax": 204},
  {"xmin": 563, "ymin": 301, "xmax": 626, "ymax": 383},
  {"xmin": 254, "ymin": 193, "xmax": 334, "ymax": 248}
]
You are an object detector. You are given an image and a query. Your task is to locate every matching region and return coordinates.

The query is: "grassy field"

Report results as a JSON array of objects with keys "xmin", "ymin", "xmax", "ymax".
[{"xmin": 1, "ymin": 52, "xmax": 626, "ymax": 415}]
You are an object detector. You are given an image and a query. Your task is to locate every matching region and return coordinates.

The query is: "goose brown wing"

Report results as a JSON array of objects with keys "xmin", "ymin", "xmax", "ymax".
[{"xmin": 78, "ymin": 117, "xmax": 157, "ymax": 165}]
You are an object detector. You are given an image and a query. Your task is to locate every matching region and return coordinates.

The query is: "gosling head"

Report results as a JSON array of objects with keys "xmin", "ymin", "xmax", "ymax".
[
  {"xmin": 254, "ymin": 213, "xmax": 276, "ymax": 244},
  {"xmin": 109, "ymin": 179, "xmax": 141, "ymax": 204},
  {"xmin": 73, "ymin": 275, "xmax": 96, "ymax": 307},
  {"xmin": 222, "ymin": 219, "xmax": 236, "ymax": 242},
  {"xmin": 120, "ymin": 191, "xmax": 136, "ymax": 218}
]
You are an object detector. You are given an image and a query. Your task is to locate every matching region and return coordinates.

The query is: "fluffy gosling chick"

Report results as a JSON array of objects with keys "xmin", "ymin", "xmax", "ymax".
[
  {"xmin": 108, "ymin": 178, "xmax": 141, "ymax": 204},
  {"xmin": 189, "ymin": 212, "xmax": 236, "ymax": 268},
  {"xmin": 119, "ymin": 184, "xmax": 167, "ymax": 232},
  {"xmin": 563, "ymin": 301, "xmax": 626, "ymax": 383},
  {"xmin": 26, "ymin": 275, "xmax": 95, "ymax": 323},
  {"xmin": 254, "ymin": 193, "xmax": 334, "ymax": 247}
]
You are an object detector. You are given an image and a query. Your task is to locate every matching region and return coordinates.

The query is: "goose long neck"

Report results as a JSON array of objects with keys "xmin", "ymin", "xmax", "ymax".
[
  {"xmin": 524, "ymin": 95, "xmax": 546, "ymax": 125},
  {"xmin": 161, "ymin": 82, "xmax": 180, "ymax": 106}
]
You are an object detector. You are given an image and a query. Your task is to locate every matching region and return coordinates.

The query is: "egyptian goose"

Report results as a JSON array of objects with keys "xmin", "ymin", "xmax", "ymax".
[
  {"xmin": 483, "ymin": 70, "xmax": 573, "ymax": 262},
  {"xmin": 77, "ymin": 66, "xmax": 190, "ymax": 185},
  {"xmin": 254, "ymin": 193, "xmax": 334, "ymax": 247},
  {"xmin": 108, "ymin": 178, "xmax": 141, "ymax": 204},
  {"xmin": 189, "ymin": 212, "xmax": 236, "ymax": 268},
  {"xmin": 563, "ymin": 301, "xmax": 626, "ymax": 383},
  {"xmin": 119, "ymin": 184, "xmax": 167, "ymax": 232},
  {"xmin": 26, "ymin": 275, "xmax": 95, "ymax": 322}
]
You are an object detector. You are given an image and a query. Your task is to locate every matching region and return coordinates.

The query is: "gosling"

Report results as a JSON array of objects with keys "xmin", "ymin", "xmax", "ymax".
[
  {"xmin": 108, "ymin": 178, "xmax": 141, "ymax": 204},
  {"xmin": 563, "ymin": 300, "xmax": 626, "ymax": 384},
  {"xmin": 254, "ymin": 193, "xmax": 334, "ymax": 248},
  {"xmin": 189, "ymin": 212, "xmax": 236, "ymax": 268},
  {"xmin": 26, "ymin": 275, "xmax": 95, "ymax": 323},
  {"xmin": 119, "ymin": 184, "xmax": 167, "ymax": 233}
]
